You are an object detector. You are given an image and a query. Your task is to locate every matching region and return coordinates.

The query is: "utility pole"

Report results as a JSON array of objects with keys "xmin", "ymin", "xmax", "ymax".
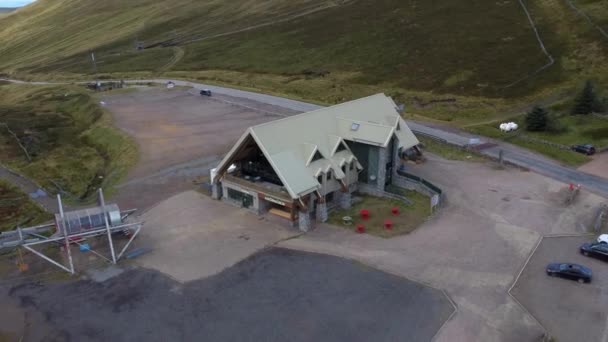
[{"xmin": 90, "ymin": 51, "xmax": 99, "ymax": 89}]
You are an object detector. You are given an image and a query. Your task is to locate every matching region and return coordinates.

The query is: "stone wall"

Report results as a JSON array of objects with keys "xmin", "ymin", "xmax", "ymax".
[
  {"xmin": 221, "ymin": 180, "xmax": 260, "ymax": 213},
  {"xmin": 392, "ymin": 174, "xmax": 436, "ymax": 197}
]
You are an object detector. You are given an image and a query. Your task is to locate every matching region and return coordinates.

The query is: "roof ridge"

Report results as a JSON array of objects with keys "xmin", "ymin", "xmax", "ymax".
[
  {"xmin": 249, "ymin": 93, "xmax": 388, "ymax": 131},
  {"xmin": 335, "ymin": 116, "xmax": 395, "ymax": 128}
]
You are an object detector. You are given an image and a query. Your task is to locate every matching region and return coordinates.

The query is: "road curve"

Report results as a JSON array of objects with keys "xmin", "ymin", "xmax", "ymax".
[{"xmin": 3, "ymin": 77, "xmax": 608, "ymax": 199}]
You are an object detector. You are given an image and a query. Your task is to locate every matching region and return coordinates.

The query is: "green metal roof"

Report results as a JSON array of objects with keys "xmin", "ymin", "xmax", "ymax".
[{"xmin": 215, "ymin": 94, "xmax": 419, "ymax": 199}]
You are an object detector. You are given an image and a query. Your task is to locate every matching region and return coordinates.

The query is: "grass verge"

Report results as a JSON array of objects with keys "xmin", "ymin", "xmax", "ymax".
[
  {"xmin": 0, "ymin": 179, "xmax": 52, "ymax": 231},
  {"xmin": 507, "ymin": 139, "xmax": 590, "ymax": 167},
  {"xmin": 328, "ymin": 192, "xmax": 430, "ymax": 238},
  {"xmin": 467, "ymin": 123, "xmax": 594, "ymax": 167},
  {"xmin": 417, "ymin": 136, "xmax": 486, "ymax": 162}
]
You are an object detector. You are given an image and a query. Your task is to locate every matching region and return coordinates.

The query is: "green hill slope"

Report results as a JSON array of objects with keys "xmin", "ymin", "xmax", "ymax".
[{"xmin": 1, "ymin": 0, "xmax": 607, "ymax": 122}]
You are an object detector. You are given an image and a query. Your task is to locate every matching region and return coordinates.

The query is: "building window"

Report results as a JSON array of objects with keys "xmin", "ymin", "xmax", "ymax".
[
  {"xmin": 317, "ymin": 174, "xmax": 323, "ymax": 185},
  {"xmin": 327, "ymin": 170, "xmax": 332, "ymax": 180},
  {"xmin": 227, "ymin": 188, "xmax": 254, "ymax": 208},
  {"xmin": 350, "ymin": 162, "xmax": 355, "ymax": 171},
  {"xmin": 341, "ymin": 165, "xmax": 346, "ymax": 174}
]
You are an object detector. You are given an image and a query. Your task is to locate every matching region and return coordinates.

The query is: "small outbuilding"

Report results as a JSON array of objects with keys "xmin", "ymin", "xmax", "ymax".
[{"xmin": 211, "ymin": 93, "xmax": 419, "ymax": 231}]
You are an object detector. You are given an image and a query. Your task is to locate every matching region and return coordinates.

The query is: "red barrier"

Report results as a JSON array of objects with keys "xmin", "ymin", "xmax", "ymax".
[
  {"xmin": 360, "ymin": 209, "xmax": 370, "ymax": 220},
  {"xmin": 384, "ymin": 219, "xmax": 393, "ymax": 230},
  {"xmin": 356, "ymin": 224, "xmax": 365, "ymax": 234}
]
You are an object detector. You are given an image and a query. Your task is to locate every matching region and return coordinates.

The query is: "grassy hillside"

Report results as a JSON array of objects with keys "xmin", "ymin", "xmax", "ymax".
[
  {"xmin": 0, "ymin": 0, "xmax": 607, "ymax": 124},
  {"xmin": 0, "ymin": 0, "xmax": 331, "ymax": 72},
  {"xmin": 0, "ymin": 180, "xmax": 51, "ymax": 231},
  {"xmin": 0, "ymin": 83, "xmax": 137, "ymax": 202}
]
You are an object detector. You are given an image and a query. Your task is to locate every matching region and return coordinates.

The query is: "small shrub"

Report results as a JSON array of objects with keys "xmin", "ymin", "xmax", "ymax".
[
  {"xmin": 572, "ymin": 80, "xmax": 602, "ymax": 115},
  {"xmin": 545, "ymin": 114, "xmax": 567, "ymax": 133},
  {"xmin": 526, "ymin": 106, "xmax": 549, "ymax": 131}
]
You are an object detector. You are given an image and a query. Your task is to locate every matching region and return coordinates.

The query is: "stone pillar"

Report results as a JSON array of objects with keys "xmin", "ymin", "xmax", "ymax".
[
  {"xmin": 340, "ymin": 192, "xmax": 352, "ymax": 209},
  {"xmin": 211, "ymin": 183, "xmax": 222, "ymax": 200},
  {"xmin": 316, "ymin": 200, "xmax": 328, "ymax": 222},
  {"xmin": 377, "ymin": 147, "xmax": 388, "ymax": 192},
  {"xmin": 298, "ymin": 210, "xmax": 311, "ymax": 232},
  {"xmin": 257, "ymin": 197, "xmax": 270, "ymax": 215}
]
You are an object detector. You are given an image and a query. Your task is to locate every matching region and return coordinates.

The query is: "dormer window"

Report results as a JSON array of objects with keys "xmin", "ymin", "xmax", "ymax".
[{"xmin": 311, "ymin": 150, "xmax": 324, "ymax": 162}]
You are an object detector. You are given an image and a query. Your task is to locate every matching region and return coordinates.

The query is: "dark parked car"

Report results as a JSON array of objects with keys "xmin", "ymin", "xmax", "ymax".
[
  {"xmin": 546, "ymin": 263, "xmax": 592, "ymax": 283},
  {"xmin": 200, "ymin": 89, "xmax": 212, "ymax": 96},
  {"xmin": 581, "ymin": 242, "xmax": 608, "ymax": 261},
  {"xmin": 571, "ymin": 144, "xmax": 596, "ymax": 155}
]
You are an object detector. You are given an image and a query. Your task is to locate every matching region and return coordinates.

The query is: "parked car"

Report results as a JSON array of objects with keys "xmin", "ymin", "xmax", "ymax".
[
  {"xmin": 598, "ymin": 234, "xmax": 608, "ymax": 244},
  {"xmin": 571, "ymin": 144, "xmax": 596, "ymax": 155},
  {"xmin": 546, "ymin": 263, "xmax": 592, "ymax": 283},
  {"xmin": 200, "ymin": 89, "xmax": 212, "ymax": 96},
  {"xmin": 581, "ymin": 242, "xmax": 608, "ymax": 261}
]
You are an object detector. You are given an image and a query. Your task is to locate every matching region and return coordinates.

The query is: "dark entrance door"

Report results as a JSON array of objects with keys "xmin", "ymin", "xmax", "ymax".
[
  {"xmin": 227, "ymin": 188, "xmax": 254, "ymax": 209},
  {"xmin": 385, "ymin": 161, "xmax": 393, "ymax": 186},
  {"xmin": 242, "ymin": 194, "xmax": 253, "ymax": 208},
  {"xmin": 385, "ymin": 137, "xmax": 396, "ymax": 187}
]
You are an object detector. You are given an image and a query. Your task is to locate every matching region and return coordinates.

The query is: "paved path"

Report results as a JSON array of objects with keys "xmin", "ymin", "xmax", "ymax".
[
  {"xmin": 4, "ymin": 77, "xmax": 608, "ymax": 199},
  {"xmin": 0, "ymin": 165, "xmax": 58, "ymax": 213}
]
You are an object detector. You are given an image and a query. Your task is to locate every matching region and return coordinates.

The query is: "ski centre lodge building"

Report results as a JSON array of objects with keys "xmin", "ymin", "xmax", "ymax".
[{"xmin": 210, "ymin": 93, "xmax": 420, "ymax": 231}]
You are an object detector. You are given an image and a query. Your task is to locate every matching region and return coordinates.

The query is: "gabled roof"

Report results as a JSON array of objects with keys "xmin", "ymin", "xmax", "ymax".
[{"xmin": 214, "ymin": 94, "xmax": 419, "ymax": 199}]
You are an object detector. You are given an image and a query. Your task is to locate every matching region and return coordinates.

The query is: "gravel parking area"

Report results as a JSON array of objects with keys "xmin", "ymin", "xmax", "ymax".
[
  {"xmin": 511, "ymin": 236, "xmax": 608, "ymax": 342},
  {"xmin": 579, "ymin": 152, "xmax": 608, "ymax": 179},
  {"xmin": 7, "ymin": 248, "xmax": 454, "ymax": 342},
  {"xmin": 102, "ymin": 87, "xmax": 297, "ymax": 210}
]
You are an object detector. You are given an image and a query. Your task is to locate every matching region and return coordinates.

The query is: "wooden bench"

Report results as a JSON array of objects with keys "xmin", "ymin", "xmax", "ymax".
[{"xmin": 269, "ymin": 208, "xmax": 292, "ymax": 220}]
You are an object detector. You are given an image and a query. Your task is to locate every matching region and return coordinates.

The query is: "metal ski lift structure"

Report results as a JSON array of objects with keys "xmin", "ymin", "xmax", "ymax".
[{"xmin": 8, "ymin": 189, "xmax": 144, "ymax": 275}]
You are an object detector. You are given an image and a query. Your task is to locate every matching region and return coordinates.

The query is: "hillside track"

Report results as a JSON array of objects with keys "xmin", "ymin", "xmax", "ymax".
[
  {"xmin": 157, "ymin": 46, "xmax": 184, "ymax": 73},
  {"xmin": 149, "ymin": 0, "xmax": 358, "ymax": 48}
]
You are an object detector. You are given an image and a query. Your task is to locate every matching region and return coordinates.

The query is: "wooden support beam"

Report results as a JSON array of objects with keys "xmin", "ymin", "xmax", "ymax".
[
  {"xmin": 339, "ymin": 180, "xmax": 348, "ymax": 193},
  {"xmin": 298, "ymin": 197, "xmax": 308, "ymax": 211}
]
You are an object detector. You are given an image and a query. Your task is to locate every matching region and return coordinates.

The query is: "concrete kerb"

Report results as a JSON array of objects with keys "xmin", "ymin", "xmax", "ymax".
[
  {"xmin": 276, "ymin": 242, "xmax": 459, "ymax": 340},
  {"xmin": 507, "ymin": 234, "xmax": 546, "ymax": 336},
  {"xmin": 431, "ymin": 290, "xmax": 459, "ymax": 342},
  {"xmin": 506, "ymin": 232, "xmax": 597, "ymax": 339}
]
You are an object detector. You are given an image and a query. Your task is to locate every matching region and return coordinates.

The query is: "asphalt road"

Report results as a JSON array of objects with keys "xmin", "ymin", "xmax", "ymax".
[
  {"xmin": 4, "ymin": 77, "xmax": 608, "ymax": 198},
  {"xmin": 7, "ymin": 248, "xmax": 454, "ymax": 342}
]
